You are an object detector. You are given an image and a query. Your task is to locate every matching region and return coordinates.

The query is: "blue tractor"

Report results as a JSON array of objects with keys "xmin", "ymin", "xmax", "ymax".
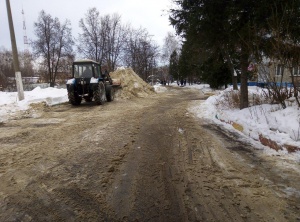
[{"xmin": 66, "ymin": 59, "xmax": 114, "ymax": 105}]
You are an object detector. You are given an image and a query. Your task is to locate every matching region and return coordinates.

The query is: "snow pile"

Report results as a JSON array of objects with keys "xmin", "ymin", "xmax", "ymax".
[
  {"xmin": 154, "ymin": 84, "xmax": 168, "ymax": 93},
  {"xmin": 189, "ymin": 86, "xmax": 300, "ymax": 152},
  {"xmin": 20, "ymin": 87, "xmax": 68, "ymax": 106},
  {"xmin": 0, "ymin": 87, "xmax": 68, "ymax": 122},
  {"xmin": 110, "ymin": 68, "xmax": 155, "ymax": 99}
]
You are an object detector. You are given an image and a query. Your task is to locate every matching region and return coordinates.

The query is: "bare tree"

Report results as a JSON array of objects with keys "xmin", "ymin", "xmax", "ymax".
[
  {"xmin": 56, "ymin": 54, "xmax": 75, "ymax": 84},
  {"xmin": 0, "ymin": 47, "xmax": 13, "ymax": 77},
  {"xmin": 0, "ymin": 48, "xmax": 12, "ymax": 89},
  {"xmin": 160, "ymin": 32, "xmax": 181, "ymax": 83},
  {"xmin": 123, "ymin": 27, "xmax": 160, "ymax": 80},
  {"xmin": 78, "ymin": 8, "xmax": 161, "ymax": 77},
  {"xmin": 78, "ymin": 8, "xmax": 104, "ymax": 63},
  {"xmin": 0, "ymin": 48, "xmax": 35, "ymax": 90},
  {"xmin": 101, "ymin": 13, "xmax": 127, "ymax": 71},
  {"xmin": 32, "ymin": 10, "xmax": 74, "ymax": 87},
  {"xmin": 258, "ymin": 2, "xmax": 300, "ymax": 108},
  {"xmin": 78, "ymin": 9, "xmax": 128, "ymax": 71},
  {"xmin": 19, "ymin": 51, "xmax": 34, "ymax": 77},
  {"xmin": 161, "ymin": 32, "xmax": 180, "ymax": 65}
]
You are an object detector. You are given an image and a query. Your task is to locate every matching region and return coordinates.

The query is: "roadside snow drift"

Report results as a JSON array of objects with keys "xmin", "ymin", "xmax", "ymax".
[
  {"xmin": 0, "ymin": 87, "xmax": 68, "ymax": 122},
  {"xmin": 190, "ymin": 86, "xmax": 300, "ymax": 153}
]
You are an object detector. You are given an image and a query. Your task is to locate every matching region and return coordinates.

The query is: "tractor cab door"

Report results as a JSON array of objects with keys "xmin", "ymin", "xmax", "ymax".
[
  {"xmin": 93, "ymin": 64, "xmax": 102, "ymax": 78},
  {"xmin": 94, "ymin": 65, "xmax": 102, "ymax": 78}
]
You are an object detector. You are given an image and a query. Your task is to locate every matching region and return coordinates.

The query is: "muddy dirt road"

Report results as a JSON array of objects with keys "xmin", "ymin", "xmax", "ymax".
[{"xmin": 0, "ymin": 86, "xmax": 299, "ymax": 221}]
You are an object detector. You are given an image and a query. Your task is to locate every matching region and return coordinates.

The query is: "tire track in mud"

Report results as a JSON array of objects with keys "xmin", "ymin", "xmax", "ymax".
[
  {"xmin": 0, "ymin": 100, "xmax": 142, "ymax": 221},
  {"xmin": 200, "ymin": 123, "xmax": 300, "ymax": 220},
  {"xmin": 173, "ymin": 113, "xmax": 248, "ymax": 222},
  {"xmin": 105, "ymin": 88, "xmax": 264, "ymax": 221},
  {"xmin": 106, "ymin": 98, "xmax": 188, "ymax": 221},
  {"xmin": 178, "ymin": 114, "xmax": 300, "ymax": 222},
  {"xmin": 175, "ymin": 101, "xmax": 254, "ymax": 221}
]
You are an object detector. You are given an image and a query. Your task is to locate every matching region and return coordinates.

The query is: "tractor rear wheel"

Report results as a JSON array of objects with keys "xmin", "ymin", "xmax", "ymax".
[
  {"xmin": 106, "ymin": 85, "xmax": 114, "ymax": 102},
  {"xmin": 94, "ymin": 81, "xmax": 106, "ymax": 105}
]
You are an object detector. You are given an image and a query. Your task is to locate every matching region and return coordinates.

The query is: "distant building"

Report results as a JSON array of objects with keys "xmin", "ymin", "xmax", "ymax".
[{"xmin": 255, "ymin": 59, "xmax": 300, "ymax": 86}]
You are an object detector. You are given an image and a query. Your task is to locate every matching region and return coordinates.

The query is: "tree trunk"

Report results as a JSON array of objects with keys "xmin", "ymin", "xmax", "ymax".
[
  {"xmin": 240, "ymin": 44, "xmax": 249, "ymax": 109},
  {"xmin": 232, "ymin": 74, "xmax": 238, "ymax": 90},
  {"xmin": 224, "ymin": 50, "xmax": 238, "ymax": 90}
]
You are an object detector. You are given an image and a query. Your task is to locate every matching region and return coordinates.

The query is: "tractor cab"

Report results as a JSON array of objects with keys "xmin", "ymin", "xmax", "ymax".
[{"xmin": 73, "ymin": 60, "xmax": 102, "ymax": 79}]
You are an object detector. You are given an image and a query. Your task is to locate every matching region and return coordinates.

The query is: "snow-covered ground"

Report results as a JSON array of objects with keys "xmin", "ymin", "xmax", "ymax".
[
  {"xmin": 184, "ymin": 83, "xmax": 300, "ymax": 162},
  {"xmin": 0, "ymin": 87, "xmax": 68, "ymax": 122},
  {"xmin": 1, "ymin": 84, "xmax": 300, "ymax": 161}
]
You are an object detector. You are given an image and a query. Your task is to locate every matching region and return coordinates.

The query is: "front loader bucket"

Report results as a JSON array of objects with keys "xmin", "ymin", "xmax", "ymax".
[{"xmin": 112, "ymin": 78, "xmax": 121, "ymax": 86}]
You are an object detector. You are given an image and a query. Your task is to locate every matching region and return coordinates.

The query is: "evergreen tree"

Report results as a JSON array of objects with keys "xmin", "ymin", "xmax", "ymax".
[
  {"xmin": 177, "ymin": 39, "xmax": 201, "ymax": 83},
  {"xmin": 200, "ymin": 53, "xmax": 231, "ymax": 89},
  {"xmin": 170, "ymin": 0, "xmax": 300, "ymax": 109},
  {"xmin": 169, "ymin": 50, "xmax": 179, "ymax": 81}
]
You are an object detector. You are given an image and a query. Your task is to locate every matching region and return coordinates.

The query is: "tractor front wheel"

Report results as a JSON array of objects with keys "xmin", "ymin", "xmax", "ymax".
[{"xmin": 68, "ymin": 85, "xmax": 82, "ymax": 105}]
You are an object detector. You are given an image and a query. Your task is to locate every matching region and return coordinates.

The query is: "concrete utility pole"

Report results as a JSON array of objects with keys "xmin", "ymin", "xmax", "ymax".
[{"xmin": 6, "ymin": 0, "xmax": 24, "ymax": 101}]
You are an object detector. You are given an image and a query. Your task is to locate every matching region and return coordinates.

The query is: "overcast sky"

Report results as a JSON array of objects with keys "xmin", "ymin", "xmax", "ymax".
[{"xmin": 1, "ymin": 0, "xmax": 175, "ymax": 53}]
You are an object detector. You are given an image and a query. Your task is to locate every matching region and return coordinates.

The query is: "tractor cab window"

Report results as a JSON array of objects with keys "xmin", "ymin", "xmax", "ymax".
[
  {"xmin": 74, "ymin": 64, "xmax": 93, "ymax": 78},
  {"xmin": 82, "ymin": 65, "xmax": 93, "ymax": 77}
]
